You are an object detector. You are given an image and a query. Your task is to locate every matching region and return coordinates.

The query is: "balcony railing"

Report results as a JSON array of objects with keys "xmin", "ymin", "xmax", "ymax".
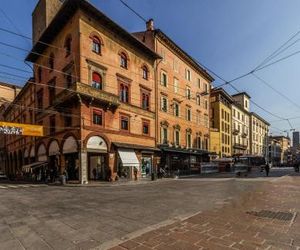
[
  {"xmin": 54, "ymin": 82, "xmax": 120, "ymax": 110},
  {"xmin": 233, "ymin": 143, "xmax": 247, "ymax": 150}
]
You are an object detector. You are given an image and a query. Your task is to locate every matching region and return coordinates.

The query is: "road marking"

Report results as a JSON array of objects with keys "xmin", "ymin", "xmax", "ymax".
[{"xmin": 0, "ymin": 186, "xmax": 7, "ymax": 189}]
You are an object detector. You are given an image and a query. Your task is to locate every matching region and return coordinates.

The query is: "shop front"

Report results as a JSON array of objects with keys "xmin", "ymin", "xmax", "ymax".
[
  {"xmin": 62, "ymin": 136, "xmax": 79, "ymax": 181},
  {"xmin": 113, "ymin": 142, "xmax": 160, "ymax": 180},
  {"xmin": 159, "ymin": 146, "xmax": 210, "ymax": 175},
  {"xmin": 86, "ymin": 136, "xmax": 108, "ymax": 181}
]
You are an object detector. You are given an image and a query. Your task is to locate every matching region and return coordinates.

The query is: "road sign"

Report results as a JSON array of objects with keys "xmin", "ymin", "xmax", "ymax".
[{"xmin": 0, "ymin": 122, "xmax": 43, "ymax": 137}]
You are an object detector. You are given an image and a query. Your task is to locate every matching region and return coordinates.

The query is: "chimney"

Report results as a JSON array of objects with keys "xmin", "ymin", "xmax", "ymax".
[{"xmin": 146, "ymin": 18, "xmax": 154, "ymax": 31}]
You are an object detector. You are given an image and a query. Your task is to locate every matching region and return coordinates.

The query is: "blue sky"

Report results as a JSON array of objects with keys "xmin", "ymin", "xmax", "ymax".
[{"xmin": 1, "ymin": 0, "xmax": 300, "ymax": 135}]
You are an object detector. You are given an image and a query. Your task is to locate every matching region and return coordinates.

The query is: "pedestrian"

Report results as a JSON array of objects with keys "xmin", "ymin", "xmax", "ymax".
[
  {"xmin": 265, "ymin": 163, "xmax": 270, "ymax": 177},
  {"xmin": 134, "ymin": 167, "xmax": 138, "ymax": 181},
  {"xmin": 63, "ymin": 168, "xmax": 68, "ymax": 182}
]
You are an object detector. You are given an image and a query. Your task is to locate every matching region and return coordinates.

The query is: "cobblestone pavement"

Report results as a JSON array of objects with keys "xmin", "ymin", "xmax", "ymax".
[{"xmin": 109, "ymin": 176, "xmax": 300, "ymax": 250}]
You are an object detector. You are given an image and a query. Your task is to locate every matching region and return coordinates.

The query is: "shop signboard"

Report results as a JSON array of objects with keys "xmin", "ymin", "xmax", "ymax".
[{"xmin": 0, "ymin": 122, "xmax": 43, "ymax": 137}]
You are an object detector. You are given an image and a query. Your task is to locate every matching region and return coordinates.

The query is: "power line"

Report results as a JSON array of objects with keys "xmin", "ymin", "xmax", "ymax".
[
  {"xmin": 252, "ymin": 73, "xmax": 300, "ymax": 111},
  {"xmin": 119, "ymin": 0, "xmax": 147, "ymax": 22}
]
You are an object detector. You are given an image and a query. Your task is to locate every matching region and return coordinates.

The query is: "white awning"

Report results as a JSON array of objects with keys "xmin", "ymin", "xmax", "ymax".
[
  {"xmin": 24, "ymin": 148, "xmax": 29, "ymax": 158},
  {"xmin": 118, "ymin": 149, "xmax": 139, "ymax": 168},
  {"xmin": 30, "ymin": 147, "xmax": 35, "ymax": 157},
  {"xmin": 87, "ymin": 136, "xmax": 107, "ymax": 153},
  {"xmin": 37, "ymin": 144, "xmax": 47, "ymax": 162}
]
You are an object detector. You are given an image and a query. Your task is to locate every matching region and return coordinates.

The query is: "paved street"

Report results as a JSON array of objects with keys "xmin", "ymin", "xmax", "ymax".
[{"xmin": 0, "ymin": 168, "xmax": 299, "ymax": 250}]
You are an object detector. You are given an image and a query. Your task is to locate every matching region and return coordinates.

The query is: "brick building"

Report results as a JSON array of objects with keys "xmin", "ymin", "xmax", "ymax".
[
  {"xmin": 134, "ymin": 20, "xmax": 214, "ymax": 174},
  {"xmin": 3, "ymin": 0, "xmax": 214, "ymax": 181},
  {"xmin": 0, "ymin": 82, "xmax": 22, "ymax": 173}
]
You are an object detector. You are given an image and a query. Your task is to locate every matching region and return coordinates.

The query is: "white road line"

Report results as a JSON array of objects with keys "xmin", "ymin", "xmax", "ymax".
[{"xmin": 0, "ymin": 186, "xmax": 7, "ymax": 189}]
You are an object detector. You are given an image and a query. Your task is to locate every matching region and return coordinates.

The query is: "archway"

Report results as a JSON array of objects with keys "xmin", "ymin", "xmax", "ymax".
[
  {"xmin": 62, "ymin": 136, "xmax": 79, "ymax": 181},
  {"xmin": 86, "ymin": 136, "xmax": 108, "ymax": 181}
]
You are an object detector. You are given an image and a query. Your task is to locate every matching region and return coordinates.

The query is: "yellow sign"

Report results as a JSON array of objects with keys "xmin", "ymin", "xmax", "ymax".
[{"xmin": 0, "ymin": 122, "xmax": 44, "ymax": 137}]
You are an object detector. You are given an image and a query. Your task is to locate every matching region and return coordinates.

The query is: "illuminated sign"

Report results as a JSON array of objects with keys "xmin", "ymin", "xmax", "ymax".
[{"xmin": 0, "ymin": 122, "xmax": 44, "ymax": 137}]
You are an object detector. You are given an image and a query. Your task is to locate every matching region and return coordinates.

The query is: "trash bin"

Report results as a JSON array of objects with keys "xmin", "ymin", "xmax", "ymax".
[{"xmin": 60, "ymin": 175, "xmax": 66, "ymax": 185}]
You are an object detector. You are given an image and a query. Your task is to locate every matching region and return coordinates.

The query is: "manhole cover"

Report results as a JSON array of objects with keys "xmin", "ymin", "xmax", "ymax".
[{"xmin": 246, "ymin": 210, "xmax": 294, "ymax": 221}]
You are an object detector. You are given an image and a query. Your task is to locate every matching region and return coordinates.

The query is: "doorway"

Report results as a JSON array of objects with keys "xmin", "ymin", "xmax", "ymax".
[{"xmin": 88, "ymin": 153, "xmax": 107, "ymax": 181}]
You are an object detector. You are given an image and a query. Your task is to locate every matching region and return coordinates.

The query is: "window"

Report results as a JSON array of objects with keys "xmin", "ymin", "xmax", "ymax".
[
  {"xmin": 49, "ymin": 115, "xmax": 55, "ymax": 135},
  {"xmin": 161, "ymin": 71, "xmax": 167, "ymax": 86},
  {"xmin": 245, "ymin": 100, "xmax": 248, "ymax": 108},
  {"xmin": 196, "ymin": 111, "xmax": 201, "ymax": 125},
  {"xmin": 93, "ymin": 110, "xmax": 103, "ymax": 126},
  {"xmin": 175, "ymin": 130, "xmax": 180, "ymax": 146},
  {"xmin": 186, "ymin": 108, "xmax": 191, "ymax": 121},
  {"xmin": 174, "ymin": 102, "xmax": 179, "ymax": 117},
  {"xmin": 64, "ymin": 35, "xmax": 72, "ymax": 56},
  {"xmin": 173, "ymin": 59, "xmax": 178, "ymax": 72},
  {"xmin": 186, "ymin": 132, "xmax": 192, "ymax": 148},
  {"xmin": 222, "ymin": 109, "xmax": 224, "ymax": 119},
  {"xmin": 64, "ymin": 115, "xmax": 72, "ymax": 127},
  {"xmin": 119, "ymin": 83, "xmax": 129, "ymax": 103},
  {"xmin": 92, "ymin": 72, "xmax": 102, "ymax": 90},
  {"xmin": 196, "ymin": 136, "xmax": 202, "ymax": 149},
  {"xmin": 185, "ymin": 69, "xmax": 191, "ymax": 81},
  {"xmin": 49, "ymin": 53, "xmax": 54, "ymax": 70},
  {"xmin": 204, "ymin": 83, "xmax": 208, "ymax": 93},
  {"xmin": 142, "ymin": 120, "xmax": 150, "ymax": 135},
  {"xmin": 161, "ymin": 96, "xmax": 168, "ymax": 112},
  {"xmin": 92, "ymin": 36, "xmax": 101, "ymax": 54},
  {"xmin": 120, "ymin": 52, "xmax": 128, "ymax": 69},
  {"xmin": 196, "ymin": 95, "xmax": 200, "ymax": 105},
  {"xmin": 186, "ymin": 87, "xmax": 191, "ymax": 99},
  {"xmin": 197, "ymin": 79, "xmax": 201, "ymax": 88},
  {"xmin": 204, "ymin": 99, "xmax": 208, "ymax": 110},
  {"xmin": 142, "ymin": 65, "xmax": 149, "ymax": 80},
  {"xmin": 37, "ymin": 67, "xmax": 42, "ymax": 82},
  {"xmin": 48, "ymin": 79, "xmax": 56, "ymax": 106},
  {"xmin": 141, "ymin": 91, "xmax": 150, "ymax": 110},
  {"xmin": 66, "ymin": 73, "xmax": 73, "ymax": 88},
  {"xmin": 120, "ymin": 115, "xmax": 129, "ymax": 131},
  {"xmin": 37, "ymin": 89, "xmax": 43, "ymax": 110},
  {"xmin": 161, "ymin": 127, "xmax": 168, "ymax": 144},
  {"xmin": 174, "ymin": 78, "xmax": 178, "ymax": 93}
]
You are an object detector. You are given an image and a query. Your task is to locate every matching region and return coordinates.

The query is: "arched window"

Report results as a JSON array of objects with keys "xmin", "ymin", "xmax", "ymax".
[
  {"xmin": 120, "ymin": 52, "xmax": 128, "ymax": 69},
  {"xmin": 64, "ymin": 35, "xmax": 72, "ymax": 56},
  {"xmin": 92, "ymin": 72, "xmax": 102, "ymax": 90},
  {"xmin": 196, "ymin": 95, "xmax": 201, "ymax": 105},
  {"xmin": 49, "ymin": 53, "xmax": 54, "ymax": 70},
  {"xmin": 142, "ymin": 65, "xmax": 148, "ymax": 80},
  {"xmin": 142, "ymin": 92, "xmax": 150, "ymax": 110},
  {"xmin": 119, "ymin": 83, "xmax": 129, "ymax": 103},
  {"xmin": 92, "ymin": 36, "xmax": 101, "ymax": 54}
]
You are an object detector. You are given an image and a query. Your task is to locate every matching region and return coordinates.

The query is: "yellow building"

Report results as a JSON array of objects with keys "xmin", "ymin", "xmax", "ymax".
[{"xmin": 210, "ymin": 88, "xmax": 233, "ymax": 157}]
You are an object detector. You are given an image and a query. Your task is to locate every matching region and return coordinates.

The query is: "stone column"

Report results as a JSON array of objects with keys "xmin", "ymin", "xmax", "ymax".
[{"xmin": 80, "ymin": 149, "xmax": 88, "ymax": 184}]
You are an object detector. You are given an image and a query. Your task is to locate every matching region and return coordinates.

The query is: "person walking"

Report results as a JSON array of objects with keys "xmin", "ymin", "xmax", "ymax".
[{"xmin": 265, "ymin": 163, "xmax": 270, "ymax": 177}]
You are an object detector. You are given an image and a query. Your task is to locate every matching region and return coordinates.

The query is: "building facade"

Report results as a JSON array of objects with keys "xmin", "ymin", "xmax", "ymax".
[
  {"xmin": 268, "ymin": 137, "xmax": 281, "ymax": 167},
  {"xmin": 269, "ymin": 136, "xmax": 290, "ymax": 165},
  {"xmin": 0, "ymin": 82, "xmax": 22, "ymax": 173},
  {"xmin": 249, "ymin": 112, "xmax": 269, "ymax": 158},
  {"xmin": 134, "ymin": 20, "xmax": 214, "ymax": 173},
  {"xmin": 231, "ymin": 93, "xmax": 250, "ymax": 156},
  {"xmin": 209, "ymin": 88, "xmax": 233, "ymax": 157},
  {"xmin": 293, "ymin": 131, "xmax": 299, "ymax": 148}
]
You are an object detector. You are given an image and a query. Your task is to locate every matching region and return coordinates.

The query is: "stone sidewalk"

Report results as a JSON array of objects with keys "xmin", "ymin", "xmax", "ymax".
[{"xmin": 108, "ymin": 176, "xmax": 300, "ymax": 250}]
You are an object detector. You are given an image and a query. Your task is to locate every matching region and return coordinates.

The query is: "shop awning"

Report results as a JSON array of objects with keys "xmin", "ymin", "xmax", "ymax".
[
  {"xmin": 22, "ymin": 161, "xmax": 48, "ymax": 173},
  {"xmin": 113, "ymin": 142, "xmax": 160, "ymax": 152},
  {"xmin": 118, "ymin": 149, "xmax": 140, "ymax": 168}
]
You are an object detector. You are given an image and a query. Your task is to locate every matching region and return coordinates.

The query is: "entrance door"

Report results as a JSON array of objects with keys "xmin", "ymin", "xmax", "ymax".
[
  {"xmin": 141, "ymin": 156, "xmax": 152, "ymax": 178},
  {"xmin": 88, "ymin": 154, "xmax": 106, "ymax": 181},
  {"xmin": 65, "ymin": 153, "xmax": 78, "ymax": 180}
]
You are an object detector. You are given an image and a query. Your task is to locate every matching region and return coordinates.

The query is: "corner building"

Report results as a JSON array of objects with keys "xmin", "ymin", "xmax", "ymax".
[
  {"xmin": 24, "ymin": 0, "xmax": 161, "ymax": 183},
  {"xmin": 134, "ymin": 20, "xmax": 214, "ymax": 174}
]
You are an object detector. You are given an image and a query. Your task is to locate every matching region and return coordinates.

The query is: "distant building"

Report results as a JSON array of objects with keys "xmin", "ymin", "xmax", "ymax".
[
  {"xmin": 250, "ymin": 112, "xmax": 269, "ymax": 158},
  {"xmin": 268, "ymin": 137, "xmax": 282, "ymax": 167},
  {"xmin": 231, "ymin": 92, "xmax": 251, "ymax": 156},
  {"xmin": 293, "ymin": 131, "xmax": 299, "ymax": 148},
  {"xmin": 269, "ymin": 136, "xmax": 290, "ymax": 165}
]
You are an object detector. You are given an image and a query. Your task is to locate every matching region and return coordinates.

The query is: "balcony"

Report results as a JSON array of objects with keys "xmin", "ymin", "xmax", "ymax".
[
  {"xmin": 233, "ymin": 143, "xmax": 247, "ymax": 150},
  {"xmin": 232, "ymin": 128, "xmax": 239, "ymax": 135},
  {"xmin": 242, "ymin": 131, "xmax": 248, "ymax": 138},
  {"xmin": 53, "ymin": 82, "xmax": 120, "ymax": 111}
]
